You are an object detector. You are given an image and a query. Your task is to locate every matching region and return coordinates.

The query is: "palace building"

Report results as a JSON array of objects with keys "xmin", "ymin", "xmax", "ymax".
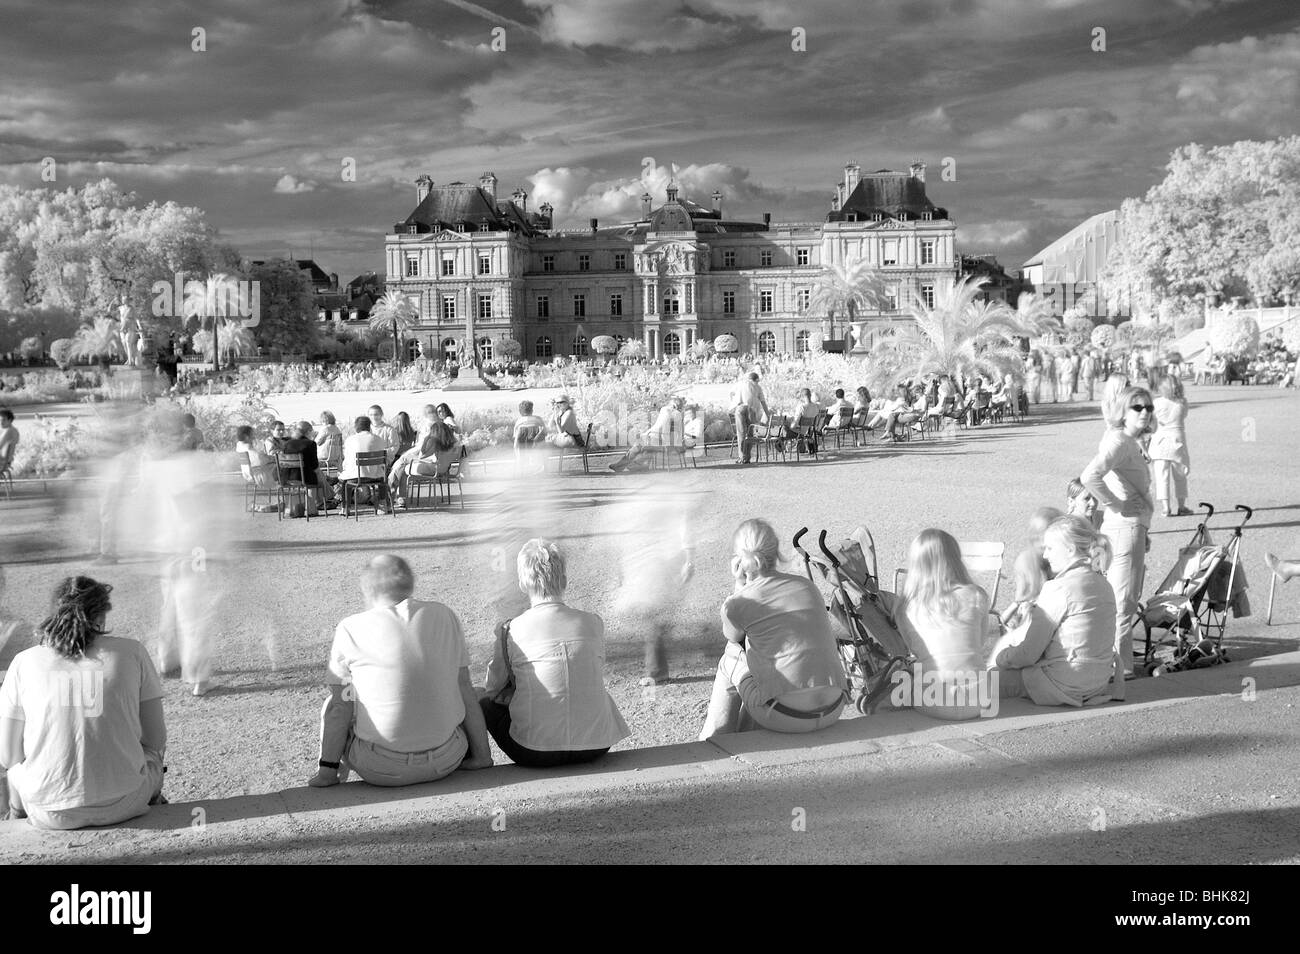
[{"xmin": 383, "ymin": 163, "xmax": 957, "ymax": 361}]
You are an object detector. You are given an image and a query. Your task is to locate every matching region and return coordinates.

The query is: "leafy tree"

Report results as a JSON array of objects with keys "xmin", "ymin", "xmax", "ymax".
[
  {"xmin": 367, "ymin": 290, "xmax": 418, "ymax": 366},
  {"xmin": 713, "ymin": 333, "xmax": 738, "ymax": 354},
  {"xmin": 618, "ymin": 339, "xmax": 647, "ymax": 362},
  {"xmin": 591, "ymin": 335, "xmax": 617, "ymax": 356},
  {"xmin": 1208, "ymin": 313, "xmax": 1260, "ymax": 357},
  {"xmin": 1102, "ymin": 137, "xmax": 1300, "ymax": 307},
  {"xmin": 245, "ymin": 260, "xmax": 320, "ymax": 358},
  {"xmin": 493, "ymin": 336, "xmax": 522, "ymax": 359}
]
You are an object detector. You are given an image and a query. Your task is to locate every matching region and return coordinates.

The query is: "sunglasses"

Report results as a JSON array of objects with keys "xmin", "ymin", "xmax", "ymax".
[{"xmin": 1129, "ymin": 403, "xmax": 1155, "ymax": 413}]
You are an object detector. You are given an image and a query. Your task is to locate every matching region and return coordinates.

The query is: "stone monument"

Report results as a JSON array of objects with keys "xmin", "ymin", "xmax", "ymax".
[{"xmin": 446, "ymin": 306, "xmax": 498, "ymax": 391}]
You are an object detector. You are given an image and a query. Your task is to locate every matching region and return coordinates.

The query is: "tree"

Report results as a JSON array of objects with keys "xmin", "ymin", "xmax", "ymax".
[
  {"xmin": 493, "ymin": 336, "xmax": 522, "ymax": 359},
  {"xmin": 618, "ymin": 339, "xmax": 647, "ymax": 363},
  {"xmin": 368, "ymin": 290, "xmax": 419, "ymax": 366},
  {"xmin": 49, "ymin": 338, "xmax": 73, "ymax": 369},
  {"xmin": 713, "ymin": 333, "xmax": 739, "ymax": 354},
  {"xmin": 1208, "ymin": 313, "xmax": 1260, "ymax": 357},
  {"xmin": 1091, "ymin": 324, "xmax": 1115, "ymax": 351},
  {"xmin": 70, "ymin": 317, "xmax": 123, "ymax": 370},
  {"xmin": 1101, "ymin": 137, "xmax": 1300, "ymax": 307},
  {"xmin": 690, "ymin": 338, "xmax": 714, "ymax": 359},
  {"xmin": 876, "ymin": 276, "xmax": 1036, "ymax": 385},
  {"xmin": 182, "ymin": 273, "xmax": 240, "ymax": 371},
  {"xmin": 810, "ymin": 257, "xmax": 884, "ymax": 342},
  {"xmin": 245, "ymin": 260, "xmax": 319, "ymax": 358}
]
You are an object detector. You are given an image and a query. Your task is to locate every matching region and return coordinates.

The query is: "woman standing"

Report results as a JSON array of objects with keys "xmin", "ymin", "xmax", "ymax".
[
  {"xmin": 1080, "ymin": 385, "xmax": 1155, "ymax": 697},
  {"xmin": 1, "ymin": 577, "xmax": 167, "ymax": 828},
  {"xmin": 1149, "ymin": 374, "xmax": 1192, "ymax": 517},
  {"xmin": 1041, "ymin": 350, "xmax": 1057, "ymax": 403},
  {"xmin": 699, "ymin": 519, "xmax": 846, "ymax": 738},
  {"xmin": 1026, "ymin": 352, "xmax": 1042, "ymax": 406}
]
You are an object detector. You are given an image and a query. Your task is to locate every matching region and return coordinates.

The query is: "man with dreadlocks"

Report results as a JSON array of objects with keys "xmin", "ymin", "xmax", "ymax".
[{"xmin": 0, "ymin": 577, "xmax": 167, "ymax": 829}]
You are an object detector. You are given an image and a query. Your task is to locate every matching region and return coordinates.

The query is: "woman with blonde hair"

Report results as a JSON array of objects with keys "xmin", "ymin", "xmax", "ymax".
[
  {"xmin": 995, "ymin": 516, "xmax": 1117, "ymax": 706},
  {"xmin": 1150, "ymin": 374, "xmax": 1192, "ymax": 517},
  {"xmin": 699, "ymin": 519, "xmax": 846, "ymax": 738},
  {"xmin": 895, "ymin": 529, "xmax": 991, "ymax": 720},
  {"xmin": 480, "ymin": 539, "xmax": 629, "ymax": 767},
  {"xmin": 1080, "ymin": 385, "xmax": 1155, "ymax": 697}
]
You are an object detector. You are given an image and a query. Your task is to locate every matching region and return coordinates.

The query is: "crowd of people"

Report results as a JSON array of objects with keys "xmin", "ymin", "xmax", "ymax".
[{"xmin": 236, "ymin": 402, "xmax": 465, "ymax": 514}]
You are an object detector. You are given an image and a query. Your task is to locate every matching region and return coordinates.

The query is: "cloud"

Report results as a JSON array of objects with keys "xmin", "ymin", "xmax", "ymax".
[
  {"xmin": 956, "ymin": 221, "xmax": 1034, "ymax": 250},
  {"xmin": 1010, "ymin": 107, "xmax": 1119, "ymax": 135},
  {"xmin": 909, "ymin": 106, "xmax": 954, "ymax": 134},
  {"xmin": 1168, "ymin": 31, "xmax": 1300, "ymax": 135},
  {"xmin": 522, "ymin": 0, "xmax": 741, "ymax": 51},
  {"xmin": 273, "ymin": 174, "xmax": 318, "ymax": 194}
]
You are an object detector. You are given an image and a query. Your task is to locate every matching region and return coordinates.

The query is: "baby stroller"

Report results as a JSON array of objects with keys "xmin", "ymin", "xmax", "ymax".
[
  {"xmin": 794, "ymin": 526, "xmax": 914, "ymax": 714},
  {"xmin": 1137, "ymin": 503, "xmax": 1252, "ymax": 676}
]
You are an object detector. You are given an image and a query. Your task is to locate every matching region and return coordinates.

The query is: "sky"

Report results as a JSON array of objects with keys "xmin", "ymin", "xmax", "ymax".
[{"xmin": 1, "ymin": 0, "xmax": 1298, "ymax": 284}]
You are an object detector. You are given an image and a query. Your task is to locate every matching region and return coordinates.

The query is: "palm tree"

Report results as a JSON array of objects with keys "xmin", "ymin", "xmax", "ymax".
[
  {"xmin": 70, "ymin": 318, "xmax": 123, "ymax": 371},
  {"xmin": 810, "ymin": 257, "xmax": 885, "ymax": 345},
  {"xmin": 369, "ymin": 291, "xmax": 420, "ymax": 366},
  {"xmin": 876, "ymin": 276, "xmax": 1038, "ymax": 386},
  {"xmin": 192, "ymin": 324, "xmax": 255, "ymax": 365},
  {"xmin": 182, "ymin": 273, "xmax": 240, "ymax": 372}
]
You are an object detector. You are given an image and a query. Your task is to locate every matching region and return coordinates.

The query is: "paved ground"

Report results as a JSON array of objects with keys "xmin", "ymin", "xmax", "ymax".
[
  {"xmin": 0, "ymin": 382, "xmax": 1297, "ymax": 862},
  {"xmin": 2, "ymin": 651, "xmax": 1296, "ymax": 864}
]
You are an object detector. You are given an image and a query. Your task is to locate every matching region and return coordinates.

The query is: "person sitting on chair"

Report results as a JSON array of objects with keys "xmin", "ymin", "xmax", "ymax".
[
  {"xmin": 513, "ymin": 401, "xmax": 545, "ymax": 443},
  {"xmin": 547, "ymin": 395, "xmax": 585, "ymax": 448},
  {"xmin": 281, "ymin": 421, "xmax": 325, "ymax": 515},
  {"xmin": 390, "ymin": 422, "xmax": 461, "ymax": 509},
  {"xmin": 699, "ymin": 519, "xmax": 847, "ymax": 738},
  {"xmin": 479, "ymin": 539, "xmax": 630, "ymax": 767},
  {"xmin": 338, "ymin": 416, "xmax": 390, "ymax": 511},
  {"xmin": 609, "ymin": 396, "xmax": 685, "ymax": 472},
  {"xmin": 308, "ymin": 556, "xmax": 493, "ymax": 788}
]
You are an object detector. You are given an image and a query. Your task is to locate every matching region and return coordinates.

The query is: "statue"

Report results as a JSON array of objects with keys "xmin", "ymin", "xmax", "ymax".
[{"xmin": 117, "ymin": 300, "xmax": 141, "ymax": 368}]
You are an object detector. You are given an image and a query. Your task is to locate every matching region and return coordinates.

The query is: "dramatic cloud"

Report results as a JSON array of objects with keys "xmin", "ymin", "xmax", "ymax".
[{"xmin": 274, "ymin": 174, "xmax": 319, "ymax": 194}]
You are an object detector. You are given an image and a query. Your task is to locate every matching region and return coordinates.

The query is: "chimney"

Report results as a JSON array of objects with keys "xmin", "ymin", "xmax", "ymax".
[
  {"xmin": 641, "ymin": 192, "xmax": 653, "ymax": 217},
  {"xmin": 415, "ymin": 174, "xmax": 433, "ymax": 203},
  {"xmin": 763, "ymin": 212, "xmax": 771, "ymax": 227},
  {"xmin": 540, "ymin": 201, "xmax": 554, "ymax": 228},
  {"xmin": 479, "ymin": 171, "xmax": 498, "ymax": 202},
  {"xmin": 589, "ymin": 217, "xmax": 598, "ymax": 233},
  {"xmin": 711, "ymin": 190, "xmax": 723, "ymax": 215},
  {"xmin": 329, "ymin": 272, "xmax": 338, "ymax": 289},
  {"xmin": 511, "ymin": 187, "xmax": 528, "ymax": 212},
  {"xmin": 910, "ymin": 160, "xmax": 926, "ymax": 182},
  {"xmin": 834, "ymin": 183, "xmax": 845, "ymax": 210},
  {"xmin": 844, "ymin": 162, "xmax": 860, "ymax": 197}
]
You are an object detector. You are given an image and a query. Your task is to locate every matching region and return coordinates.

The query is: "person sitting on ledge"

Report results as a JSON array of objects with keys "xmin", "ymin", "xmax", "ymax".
[
  {"xmin": 993, "ymin": 516, "xmax": 1117, "ymax": 706},
  {"xmin": 479, "ymin": 539, "xmax": 630, "ymax": 767},
  {"xmin": 1, "ymin": 576, "xmax": 167, "ymax": 829},
  {"xmin": 308, "ymin": 555, "xmax": 492, "ymax": 788},
  {"xmin": 699, "ymin": 519, "xmax": 847, "ymax": 739}
]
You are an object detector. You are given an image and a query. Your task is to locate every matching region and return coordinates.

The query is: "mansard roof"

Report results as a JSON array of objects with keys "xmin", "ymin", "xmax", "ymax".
[
  {"xmin": 401, "ymin": 183, "xmax": 545, "ymax": 234},
  {"xmin": 829, "ymin": 172, "xmax": 948, "ymax": 222}
]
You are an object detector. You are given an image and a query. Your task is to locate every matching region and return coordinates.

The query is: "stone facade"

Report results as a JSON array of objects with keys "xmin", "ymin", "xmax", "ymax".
[{"xmin": 384, "ymin": 164, "xmax": 958, "ymax": 360}]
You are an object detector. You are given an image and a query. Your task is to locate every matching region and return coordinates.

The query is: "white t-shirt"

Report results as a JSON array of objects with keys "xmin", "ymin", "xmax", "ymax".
[
  {"xmin": 0, "ymin": 637, "xmax": 163, "ymax": 811},
  {"xmin": 328, "ymin": 599, "xmax": 469, "ymax": 752}
]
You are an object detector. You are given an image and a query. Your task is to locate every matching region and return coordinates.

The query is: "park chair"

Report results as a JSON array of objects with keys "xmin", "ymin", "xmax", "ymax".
[
  {"xmin": 554, "ymin": 423, "xmax": 595, "ymax": 474},
  {"xmin": 790, "ymin": 412, "xmax": 822, "ymax": 461},
  {"xmin": 274, "ymin": 452, "xmax": 317, "ymax": 521},
  {"xmin": 341, "ymin": 450, "xmax": 395, "ymax": 520},
  {"xmin": 846, "ymin": 408, "xmax": 873, "ymax": 446},
  {"xmin": 759, "ymin": 415, "xmax": 790, "ymax": 463},
  {"xmin": 436, "ymin": 459, "xmax": 465, "ymax": 510},
  {"xmin": 823, "ymin": 408, "xmax": 854, "ymax": 449},
  {"xmin": 242, "ymin": 451, "xmax": 278, "ymax": 515},
  {"xmin": 0, "ymin": 462, "xmax": 12, "ymax": 501},
  {"xmin": 893, "ymin": 540, "xmax": 1005, "ymax": 607},
  {"xmin": 646, "ymin": 426, "xmax": 688, "ymax": 470}
]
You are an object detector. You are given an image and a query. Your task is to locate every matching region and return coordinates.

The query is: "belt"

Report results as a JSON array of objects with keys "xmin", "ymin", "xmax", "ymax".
[
  {"xmin": 767, "ymin": 693, "xmax": 847, "ymax": 720},
  {"xmin": 356, "ymin": 737, "xmax": 445, "ymax": 763}
]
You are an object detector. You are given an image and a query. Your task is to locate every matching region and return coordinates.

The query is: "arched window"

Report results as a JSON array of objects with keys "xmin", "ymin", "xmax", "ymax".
[
  {"xmin": 535, "ymin": 336, "xmax": 553, "ymax": 358},
  {"xmin": 663, "ymin": 332, "xmax": 681, "ymax": 356},
  {"xmin": 758, "ymin": 330, "xmax": 776, "ymax": 354},
  {"xmin": 662, "ymin": 286, "xmax": 680, "ymax": 315},
  {"xmin": 406, "ymin": 339, "xmax": 421, "ymax": 362},
  {"xmin": 477, "ymin": 336, "xmax": 493, "ymax": 361},
  {"xmin": 441, "ymin": 337, "xmax": 457, "ymax": 357},
  {"xmin": 795, "ymin": 330, "xmax": 811, "ymax": 353},
  {"xmin": 575, "ymin": 335, "xmax": 589, "ymax": 357}
]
